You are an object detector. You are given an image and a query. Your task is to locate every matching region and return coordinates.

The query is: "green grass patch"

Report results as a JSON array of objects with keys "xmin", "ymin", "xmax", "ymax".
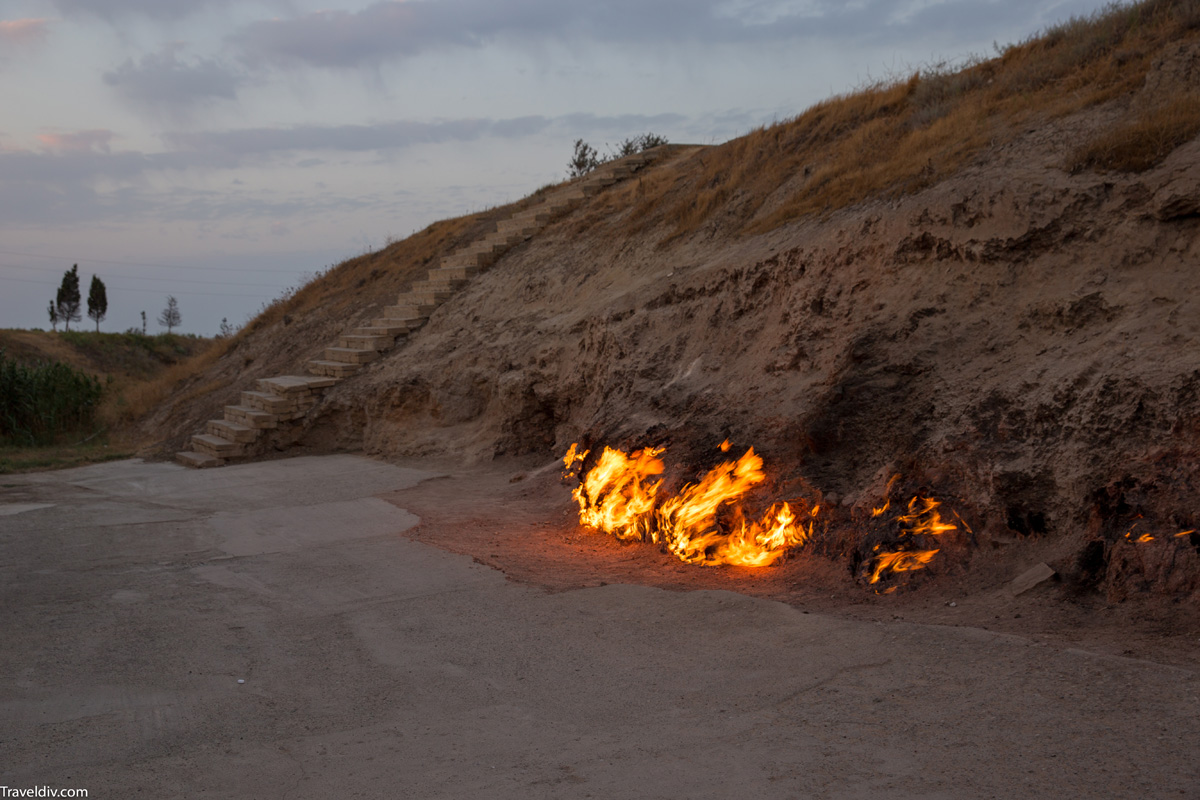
[
  {"xmin": 1, "ymin": 351, "xmax": 104, "ymax": 446},
  {"xmin": 0, "ymin": 437, "xmax": 134, "ymax": 474}
]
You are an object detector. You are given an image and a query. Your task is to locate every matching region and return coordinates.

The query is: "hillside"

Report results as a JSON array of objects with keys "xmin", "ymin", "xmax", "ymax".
[
  {"xmin": 0, "ymin": 329, "xmax": 212, "ymax": 383},
  {"xmin": 141, "ymin": 1, "xmax": 1200, "ymax": 606}
]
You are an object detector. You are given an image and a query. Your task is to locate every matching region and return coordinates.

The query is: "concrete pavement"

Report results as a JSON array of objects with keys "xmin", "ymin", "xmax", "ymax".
[{"xmin": 1, "ymin": 455, "xmax": 1196, "ymax": 798}]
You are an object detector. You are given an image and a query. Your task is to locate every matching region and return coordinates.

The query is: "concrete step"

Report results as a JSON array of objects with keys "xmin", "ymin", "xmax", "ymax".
[
  {"xmin": 441, "ymin": 251, "xmax": 494, "ymax": 269},
  {"xmin": 207, "ymin": 419, "xmax": 258, "ymax": 444},
  {"xmin": 241, "ymin": 391, "xmax": 293, "ymax": 414},
  {"xmin": 412, "ymin": 279, "xmax": 462, "ymax": 293},
  {"xmin": 325, "ymin": 346, "xmax": 380, "ymax": 364},
  {"xmin": 192, "ymin": 433, "xmax": 244, "ymax": 458},
  {"xmin": 339, "ymin": 333, "xmax": 394, "ymax": 350},
  {"xmin": 407, "ymin": 286, "xmax": 454, "ymax": 302},
  {"xmin": 353, "ymin": 325, "xmax": 409, "ymax": 338},
  {"xmin": 224, "ymin": 404, "xmax": 278, "ymax": 429},
  {"xmin": 257, "ymin": 375, "xmax": 338, "ymax": 396},
  {"xmin": 507, "ymin": 210, "xmax": 550, "ymax": 225},
  {"xmin": 492, "ymin": 227, "xmax": 537, "ymax": 243},
  {"xmin": 485, "ymin": 229, "xmax": 530, "ymax": 246},
  {"xmin": 583, "ymin": 179, "xmax": 616, "ymax": 197},
  {"xmin": 407, "ymin": 291, "xmax": 452, "ymax": 307},
  {"xmin": 380, "ymin": 306, "xmax": 431, "ymax": 322},
  {"xmin": 430, "ymin": 265, "xmax": 479, "ymax": 282},
  {"xmin": 307, "ymin": 359, "xmax": 361, "ymax": 379},
  {"xmin": 177, "ymin": 451, "xmax": 222, "ymax": 469}
]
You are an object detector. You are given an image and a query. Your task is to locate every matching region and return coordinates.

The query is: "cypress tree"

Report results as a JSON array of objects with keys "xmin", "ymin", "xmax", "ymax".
[
  {"xmin": 56, "ymin": 264, "xmax": 82, "ymax": 332},
  {"xmin": 87, "ymin": 275, "xmax": 108, "ymax": 332}
]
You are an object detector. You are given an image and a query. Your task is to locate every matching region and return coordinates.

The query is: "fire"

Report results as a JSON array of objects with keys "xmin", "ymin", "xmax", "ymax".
[
  {"xmin": 868, "ymin": 549, "xmax": 940, "ymax": 584},
  {"xmin": 564, "ymin": 441, "xmax": 816, "ymax": 567},
  {"xmin": 866, "ymin": 494, "xmax": 959, "ymax": 585},
  {"xmin": 563, "ymin": 443, "xmax": 663, "ymax": 542}
]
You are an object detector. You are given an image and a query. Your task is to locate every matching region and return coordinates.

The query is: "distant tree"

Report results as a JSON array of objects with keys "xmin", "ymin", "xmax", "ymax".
[
  {"xmin": 140, "ymin": 311, "xmax": 147, "ymax": 336},
  {"xmin": 157, "ymin": 295, "xmax": 181, "ymax": 333},
  {"xmin": 568, "ymin": 139, "xmax": 600, "ymax": 178},
  {"xmin": 56, "ymin": 264, "xmax": 82, "ymax": 332},
  {"xmin": 218, "ymin": 317, "xmax": 236, "ymax": 338},
  {"xmin": 47, "ymin": 301, "xmax": 59, "ymax": 332},
  {"xmin": 87, "ymin": 275, "xmax": 108, "ymax": 332}
]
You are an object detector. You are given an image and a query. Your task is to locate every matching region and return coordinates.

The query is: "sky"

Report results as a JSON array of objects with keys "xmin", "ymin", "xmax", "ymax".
[{"xmin": 0, "ymin": 0, "xmax": 1115, "ymax": 336}]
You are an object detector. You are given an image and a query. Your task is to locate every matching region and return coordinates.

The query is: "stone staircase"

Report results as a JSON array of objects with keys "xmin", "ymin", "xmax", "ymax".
[{"xmin": 175, "ymin": 150, "xmax": 661, "ymax": 468}]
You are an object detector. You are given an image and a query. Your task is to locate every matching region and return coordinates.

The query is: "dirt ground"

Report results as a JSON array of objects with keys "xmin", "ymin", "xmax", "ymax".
[
  {"xmin": 386, "ymin": 455, "xmax": 1200, "ymax": 672},
  {"xmin": 4, "ymin": 454, "xmax": 1200, "ymax": 798}
]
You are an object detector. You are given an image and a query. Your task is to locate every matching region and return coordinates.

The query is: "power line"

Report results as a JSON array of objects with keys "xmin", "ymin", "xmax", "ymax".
[
  {"xmin": 1, "ymin": 274, "xmax": 275, "ymax": 299},
  {"xmin": 0, "ymin": 248, "xmax": 338, "ymax": 274},
  {"xmin": 0, "ymin": 262, "xmax": 294, "ymax": 289}
]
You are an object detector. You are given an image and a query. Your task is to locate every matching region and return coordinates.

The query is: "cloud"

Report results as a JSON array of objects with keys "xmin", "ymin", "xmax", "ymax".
[
  {"xmin": 232, "ymin": 0, "xmax": 826, "ymax": 69},
  {"xmin": 0, "ymin": 18, "xmax": 50, "ymax": 45},
  {"xmin": 163, "ymin": 113, "xmax": 687, "ymax": 157},
  {"xmin": 230, "ymin": 0, "xmax": 1109, "ymax": 70},
  {"xmin": 48, "ymin": 0, "xmax": 228, "ymax": 21},
  {"xmin": 36, "ymin": 130, "xmax": 116, "ymax": 153},
  {"xmin": 103, "ymin": 45, "xmax": 243, "ymax": 114}
]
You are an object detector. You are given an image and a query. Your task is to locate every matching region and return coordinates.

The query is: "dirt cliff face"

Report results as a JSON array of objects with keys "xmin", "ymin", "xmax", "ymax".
[{"xmin": 300, "ymin": 105, "xmax": 1200, "ymax": 600}]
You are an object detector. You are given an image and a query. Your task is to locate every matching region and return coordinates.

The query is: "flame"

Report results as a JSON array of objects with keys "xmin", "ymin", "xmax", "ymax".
[
  {"xmin": 1136, "ymin": 533, "xmax": 1155, "ymax": 544},
  {"xmin": 868, "ymin": 549, "xmax": 940, "ymax": 584},
  {"xmin": 565, "ymin": 442, "xmax": 815, "ymax": 567},
  {"xmin": 865, "ymin": 495, "xmax": 958, "ymax": 585},
  {"xmin": 1176, "ymin": 530, "xmax": 1196, "ymax": 538},
  {"xmin": 569, "ymin": 445, "xmax": 665, "ymax": 542}
]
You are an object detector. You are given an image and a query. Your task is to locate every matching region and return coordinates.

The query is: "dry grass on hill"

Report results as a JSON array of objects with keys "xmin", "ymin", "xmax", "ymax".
[{"xmin": 589, "ymin": 0, "xmax": 1200, "ymax": 242}]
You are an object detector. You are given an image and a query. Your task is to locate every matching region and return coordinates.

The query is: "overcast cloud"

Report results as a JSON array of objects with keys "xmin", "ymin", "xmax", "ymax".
[
  {"xmin": 0, "ymin": 17, "xmax": 51, "ymax": 44},
  {"xmin": 103, "ymin": 45, "xmax": 244, "ymax": 114},
  {"xmin": 231, "ymin": 0, "xmax": 1084, "ymax": 69}
]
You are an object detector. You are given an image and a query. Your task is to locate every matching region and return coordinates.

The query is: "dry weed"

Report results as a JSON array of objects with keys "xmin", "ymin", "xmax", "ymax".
[{"xmin": 1069, "ymin": 94, "xmax": 1200, "ymax": 171}]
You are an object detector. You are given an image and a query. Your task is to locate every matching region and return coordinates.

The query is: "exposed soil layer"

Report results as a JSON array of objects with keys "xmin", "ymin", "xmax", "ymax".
[
  {"xmin": 344, "ymin": 114, "xmax": 1200, "ymax": 602},
  {"xmin": 384, "ymin": 457, "xmax": 1200, "ymax": 671}
]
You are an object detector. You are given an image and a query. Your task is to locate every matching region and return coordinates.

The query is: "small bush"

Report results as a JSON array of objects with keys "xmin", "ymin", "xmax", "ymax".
[
  {"xmin": 1069, "ymin": 94, "xmax": 1200, "ymax": 171},
  {"xmin": 0, "ymin": 351, "xmax": 104, "ymax": 445}
]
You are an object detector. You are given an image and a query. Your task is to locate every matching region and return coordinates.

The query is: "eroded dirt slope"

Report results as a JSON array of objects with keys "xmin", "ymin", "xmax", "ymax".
[
  {"xmin": 306, "ymin": 106, "xmax": 1200, "ymax": 600},
  {"xmin": 146, "ymin": 46, "xmax": 1200, "ymax": 603}
]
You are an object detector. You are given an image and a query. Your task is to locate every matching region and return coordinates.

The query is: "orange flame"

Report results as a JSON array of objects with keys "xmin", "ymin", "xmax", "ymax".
[
  {"xmin": 866, "ymin": 494, "xmax": 958, "ymax": 585},
  {"xmin": 868, "ymin": 549, "xmax": 940, "ymax": 584},
  {"xmin": 565, "ymin": 442, "xmax": 815, "ymax": 567},
  {"xmin": 568, "ymin": 445, "xmax": 665, "ymax": 542}
]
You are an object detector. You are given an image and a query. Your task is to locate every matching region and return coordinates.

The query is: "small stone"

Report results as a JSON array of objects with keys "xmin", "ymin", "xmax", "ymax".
[
  {"xmin": 948, "ymin": 601, "xmax": 957, "ymax": 607},
  {"xmin": 1010, "ymin": 562, "xmax": 1057, "ymax": 596},
  {"xmin": 237, "ymin": 679, "xmax": 245, "ymax": 684}
]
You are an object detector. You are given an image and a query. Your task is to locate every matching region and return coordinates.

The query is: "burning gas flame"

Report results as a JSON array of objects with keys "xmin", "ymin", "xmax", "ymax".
[
  {"xmin": 565, "ymin": 442, "xmax": 816, "ymax": 567},
  {"xmin": 564, "ymin": 443, "xmax": 664, "ymax": 542},
  {"xmin": 1120, "ymin": 524, "xmax": 1196, "ymax": 543},
  {"xmin": 866, "ymin": 493, "xmax": 959, "ymax": 585}
]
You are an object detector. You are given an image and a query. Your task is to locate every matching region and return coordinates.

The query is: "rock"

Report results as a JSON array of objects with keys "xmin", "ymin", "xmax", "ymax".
[
  {"xmin": 1154, "ymin": 179, "xmax": 1200, "ymax": 221},
  {"xmin": 1010, "ymin": 562, "xmax": 1057, "ymax": 596}
]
